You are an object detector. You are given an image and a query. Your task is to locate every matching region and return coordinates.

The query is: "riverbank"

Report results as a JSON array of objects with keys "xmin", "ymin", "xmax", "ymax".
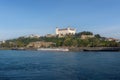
[
  {"xmin": 1, "ymin": 47, "xmax": 120, "ymax": 52},
  {"xmin": 69, "ymin": 47, "xmax": 120, "ymax": 52}
]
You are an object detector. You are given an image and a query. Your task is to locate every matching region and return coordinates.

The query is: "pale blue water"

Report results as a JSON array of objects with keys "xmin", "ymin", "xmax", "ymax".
[{"xmin": 0, "ymin": 50, "xmax": 120, "ymax": 80}]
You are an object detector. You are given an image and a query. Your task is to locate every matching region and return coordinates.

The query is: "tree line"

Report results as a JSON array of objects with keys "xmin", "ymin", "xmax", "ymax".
[{"xmin": 0, "ymin": 31, "xmax": 120, "ymax": 48}]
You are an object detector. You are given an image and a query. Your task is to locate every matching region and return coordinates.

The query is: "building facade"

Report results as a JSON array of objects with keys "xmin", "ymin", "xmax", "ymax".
[
  {"xmin": 24, "ymin": 34, "xmax": 40, "ymax": 38},
  {"xmin": 107, "ymin": 38, "xmax": 116, "ymax": 42},
  {"xmin": 81, "ymin": 34, "xmax": 94, "ymax": 39},
  {"xmin": 56, "ymin": 27, "xmax": 76, "ymax": 37}
]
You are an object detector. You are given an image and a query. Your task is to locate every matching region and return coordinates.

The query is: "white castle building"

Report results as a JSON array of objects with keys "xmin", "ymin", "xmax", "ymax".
[{"xmin": 56, "ymin": 27, "xmax": 76, "ymax": 37}]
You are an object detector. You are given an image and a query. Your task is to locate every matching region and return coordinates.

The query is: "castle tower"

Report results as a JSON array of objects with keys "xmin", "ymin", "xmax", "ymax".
[{"xmin": 56, "ymin": 27, "xmax": 59, "ymax": 34}]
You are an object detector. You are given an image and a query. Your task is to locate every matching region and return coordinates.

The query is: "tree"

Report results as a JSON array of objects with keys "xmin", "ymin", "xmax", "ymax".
[
  {"xmin": 80, "ymin": 31, "xmax": 93, "ymax": 35},
  {"xmin": 75, "ymin": 31, "xmax": 93, "ymax": 37},
  {"xmin": 63, "ymin": 37, "xmax": 72, "ymax": 46},
  {"xmin": 95, "ymin": 34, "xmax": 101, "ymax": 38},
  {"xmin": 72, "ymin": 39, "xmax": 78, "ymax": 47}
]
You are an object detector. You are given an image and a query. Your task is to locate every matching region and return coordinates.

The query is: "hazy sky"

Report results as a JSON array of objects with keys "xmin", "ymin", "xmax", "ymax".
[{"xmin": 0, "ymin": 0, "xmax": 120, "ymax": 40}]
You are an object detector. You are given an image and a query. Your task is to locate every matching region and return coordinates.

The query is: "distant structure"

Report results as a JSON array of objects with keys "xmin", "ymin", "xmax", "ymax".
[
  {"xmin": 0, "ymin": 40, "xmax": 6, "ymax": 44},
  {"xmin": 46, "ymin": 34, "xmax": 56, "ymax": 38},
  {"xmin": 81, "ymin": 34, "xmax": 94, "ymax": 39},
  {"xmin": 56, "ymin": 27, "xmax": 76, "ymax": 37},
  {"xmin": 24, "ymin": 34, "xmax": 40, "ymax": 38},
  {"xmin": 106, "ymin": 38, "xmax": 117, "ymax": 42}
]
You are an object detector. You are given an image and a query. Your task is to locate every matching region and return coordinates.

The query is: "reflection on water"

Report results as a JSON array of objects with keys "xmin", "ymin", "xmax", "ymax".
[{"xmin": 0, "ymin": 50, "xmax": 120, "ymax": 80}]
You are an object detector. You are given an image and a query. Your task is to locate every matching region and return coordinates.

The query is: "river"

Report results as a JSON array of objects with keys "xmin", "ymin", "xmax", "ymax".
[{"xmin": 0, "ymin": 50, "xmax": 120, "ymax": 80}]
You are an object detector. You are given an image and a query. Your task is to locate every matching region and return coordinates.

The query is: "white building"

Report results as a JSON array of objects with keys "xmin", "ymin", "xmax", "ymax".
[
  {"xmin": 0, "ymin": 40, "xmax": 6, "ymax": 44},
  {"xmin": 56, "ymin": 27, "xmax": 76, "ymax": 37},
  {"xmin": 24, "ymin": 34, "xmax": 40, "ymax": 38}
]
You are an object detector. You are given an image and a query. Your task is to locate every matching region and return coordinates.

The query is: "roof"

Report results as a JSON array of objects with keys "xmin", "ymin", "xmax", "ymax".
[{"xmin": 58, "ymin": 28, "xmax": 75, "ymax": 31}]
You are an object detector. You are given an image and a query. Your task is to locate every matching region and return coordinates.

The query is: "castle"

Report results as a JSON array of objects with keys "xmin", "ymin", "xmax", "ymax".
[{"xmin": 56, "ymin": 27, "xmax": 76, "ymax": 37}]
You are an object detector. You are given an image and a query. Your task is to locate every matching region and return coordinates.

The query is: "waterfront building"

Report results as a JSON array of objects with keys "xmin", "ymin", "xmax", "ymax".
[{"xmin": 56, "ymin": 27, "xmax": 76, "ymax": 37}]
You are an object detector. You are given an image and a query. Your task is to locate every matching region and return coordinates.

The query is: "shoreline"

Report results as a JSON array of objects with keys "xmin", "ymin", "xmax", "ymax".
[
  {"xmin": 69, "ymin": 47, "xmax": 120, "ymax": 52},
  {"xmin": 1, "ymin": 47, "xmax": 120, "ymax": 52}
]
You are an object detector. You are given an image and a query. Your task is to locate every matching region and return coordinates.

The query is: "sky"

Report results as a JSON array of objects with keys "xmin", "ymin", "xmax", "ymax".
[{"xmin": 0, "ymin": 0, "xmax": 120, "ymax": 40}]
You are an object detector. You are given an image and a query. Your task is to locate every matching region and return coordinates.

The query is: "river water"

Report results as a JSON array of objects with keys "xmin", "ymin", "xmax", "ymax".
[{"xmin": 0, "ymin": 50, "xmax": 120, "ymax": 80}]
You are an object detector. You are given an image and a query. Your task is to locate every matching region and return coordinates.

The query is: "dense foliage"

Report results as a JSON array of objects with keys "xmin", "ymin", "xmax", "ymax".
[{"xmin": 75, "ymin": 31, "xmax": 93, "ymax": 37}]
